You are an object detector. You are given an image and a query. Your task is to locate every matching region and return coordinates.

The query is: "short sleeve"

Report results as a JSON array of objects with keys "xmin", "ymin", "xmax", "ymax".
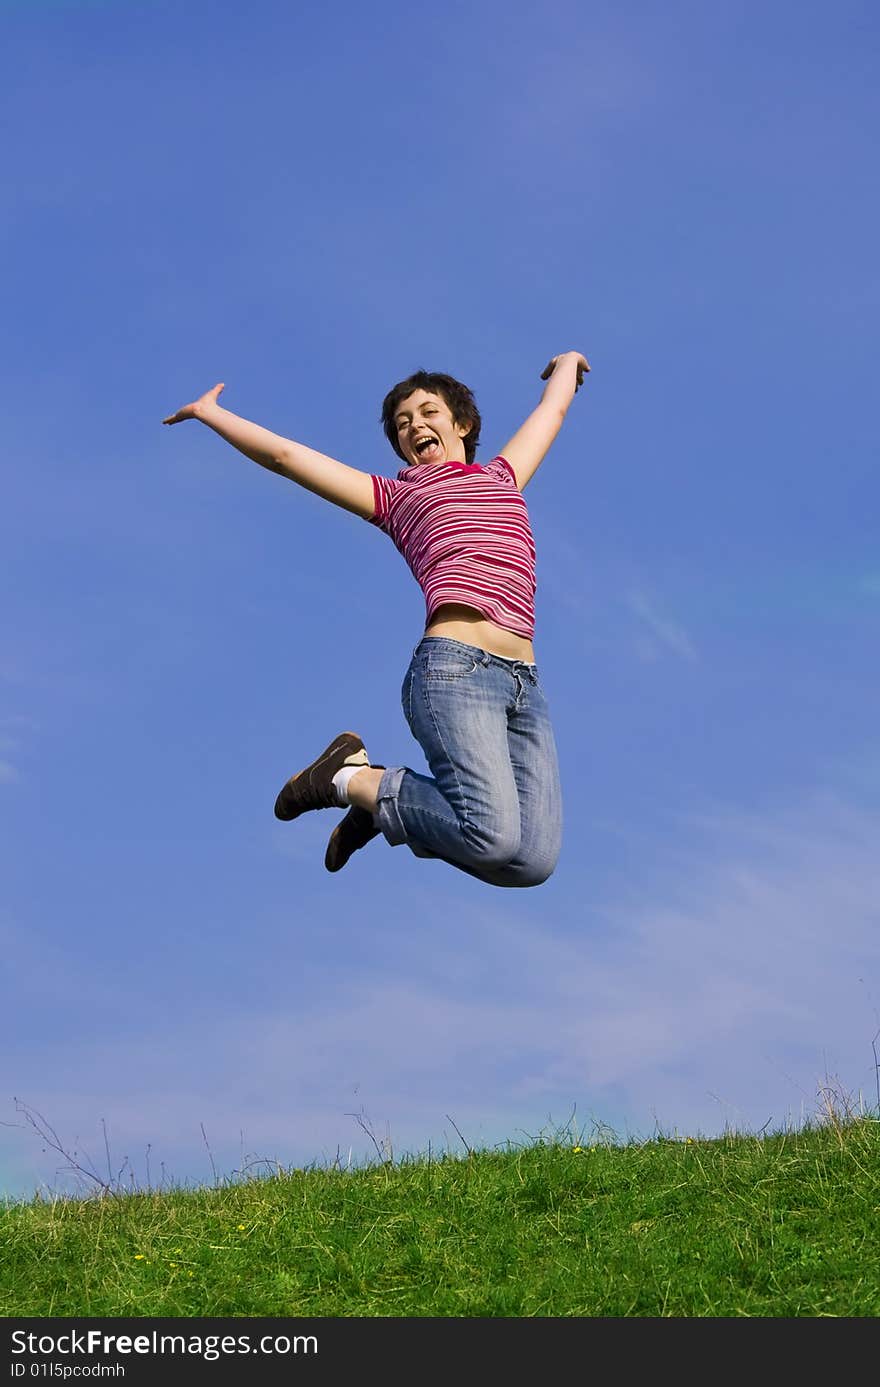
[
  {"xmin": 368, "ymin": 474, "xmax": 400, "ymax": 528},
  {"xmin": 484, "ymin": 455, "xmax": 518, "ymax": 487}
]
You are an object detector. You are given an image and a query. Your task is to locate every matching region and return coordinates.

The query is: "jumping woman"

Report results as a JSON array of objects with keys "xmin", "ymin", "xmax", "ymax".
[{"xmin": 163, "ymin": 351, "xmax": 589, "ymax": 887}]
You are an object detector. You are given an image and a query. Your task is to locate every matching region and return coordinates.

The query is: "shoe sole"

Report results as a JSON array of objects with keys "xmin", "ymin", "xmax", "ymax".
[
  {"xmin": 274, "ymin": 732, "xmax": 368, "ymax": 821},
  {"xmin": 325, "ymin": 808, "xmax": 380, "ymax": 872}
]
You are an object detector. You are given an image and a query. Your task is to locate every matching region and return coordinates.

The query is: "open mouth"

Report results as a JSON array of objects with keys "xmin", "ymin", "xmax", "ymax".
[{"xmin": 414, "ymin": 436, "xmax": 439, "ymax": 458}]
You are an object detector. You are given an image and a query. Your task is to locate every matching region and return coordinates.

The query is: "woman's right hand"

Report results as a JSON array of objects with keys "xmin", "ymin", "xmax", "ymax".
[{"xmin": 162, "ymin": 382, "xmax": 225, "ymax": 425}]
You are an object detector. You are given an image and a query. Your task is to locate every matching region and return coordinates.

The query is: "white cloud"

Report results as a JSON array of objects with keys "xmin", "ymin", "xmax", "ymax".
[
  {"xmin": 0, "ymin": 714, "xmax": 40, "ymax": 783},
  {"xmin": 627, "ymin": 589, "xmax": 698, "ymax": 662},
  {"xmin": 858, "ymin": 572, "xmax": 880, "ymax": 598},
  {"xmin": 4, "ymin": 792, "xmax": 878, "ymax": 1196}
]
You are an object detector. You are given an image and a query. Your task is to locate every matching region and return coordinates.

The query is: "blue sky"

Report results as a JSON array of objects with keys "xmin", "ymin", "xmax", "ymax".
[{"xmin": 2, "ymin": 0, "xmax": 879, "ymax": 1197}]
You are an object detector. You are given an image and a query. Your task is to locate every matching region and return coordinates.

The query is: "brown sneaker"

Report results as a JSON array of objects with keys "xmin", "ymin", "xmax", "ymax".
[
  {"xmin": 274, "ymin": 732, "xmax": 369, "ymax": 821},
  {"xmin": 324, "ymin": 806, "xmax": 381, "ymax": 872}
]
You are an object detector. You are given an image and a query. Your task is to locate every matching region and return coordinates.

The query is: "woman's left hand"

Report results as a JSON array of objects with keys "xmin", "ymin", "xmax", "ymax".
[{"xmin": 540, "ymin": 351, "xmax": 591, "ymax": 391}]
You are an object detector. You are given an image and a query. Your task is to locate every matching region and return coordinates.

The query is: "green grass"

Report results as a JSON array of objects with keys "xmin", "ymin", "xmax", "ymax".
[{"xmin": 2, "ymin": 1119, "xmax": 878, "ymax": 1317}]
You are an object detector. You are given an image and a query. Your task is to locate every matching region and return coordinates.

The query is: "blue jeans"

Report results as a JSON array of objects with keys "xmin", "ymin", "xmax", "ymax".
[{"xmin": 375, "ymin": 637, "xmax": 562, "ymax": 887}]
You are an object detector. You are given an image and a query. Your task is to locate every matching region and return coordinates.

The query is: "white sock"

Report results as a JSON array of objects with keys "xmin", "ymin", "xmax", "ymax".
[{"xmin": 331, "ymin": 764, "xmax": 365, "ymax": 806}]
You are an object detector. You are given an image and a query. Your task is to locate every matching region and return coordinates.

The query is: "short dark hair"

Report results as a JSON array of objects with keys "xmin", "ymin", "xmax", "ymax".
[{"xmin": 381, "ymin": 370, "xmax": 482, "ymax": 466}]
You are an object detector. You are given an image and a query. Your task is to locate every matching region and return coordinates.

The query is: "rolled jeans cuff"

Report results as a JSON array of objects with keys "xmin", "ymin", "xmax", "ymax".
[{"xmin": 375, "ymin": 766, "xmax": 409, "ymax": 846}]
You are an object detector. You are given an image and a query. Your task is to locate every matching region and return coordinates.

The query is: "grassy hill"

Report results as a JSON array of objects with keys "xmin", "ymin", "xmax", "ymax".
[{"xmin": 2, "ymin": 1116, "xmax": 877, "ymax": 1316}]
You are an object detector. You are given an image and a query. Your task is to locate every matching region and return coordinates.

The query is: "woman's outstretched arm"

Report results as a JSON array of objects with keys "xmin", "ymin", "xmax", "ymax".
[
  {"xmin": 498, "ymin": 351, "xmax": 590, "ymax": 490},
  {"xmin": 163, "ymin": 383, "xmax": 376, "ymax": 518}
]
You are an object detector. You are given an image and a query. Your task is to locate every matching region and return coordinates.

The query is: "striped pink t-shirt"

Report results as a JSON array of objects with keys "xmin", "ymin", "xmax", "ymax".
[{"xmin": 368, "ymin": 456, "xmax": 537, "ymax": 640}]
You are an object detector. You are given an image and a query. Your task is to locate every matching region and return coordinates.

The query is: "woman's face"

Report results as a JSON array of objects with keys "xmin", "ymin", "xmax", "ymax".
[{"xmin": 393, "ymin": 389, "xmax": 470, "ymax": 467}]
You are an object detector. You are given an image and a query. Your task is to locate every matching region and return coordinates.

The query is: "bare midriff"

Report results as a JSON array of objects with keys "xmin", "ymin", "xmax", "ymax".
[{"xmin": 424, "ymin": 603, "xmax": 536, "ymax": 663}]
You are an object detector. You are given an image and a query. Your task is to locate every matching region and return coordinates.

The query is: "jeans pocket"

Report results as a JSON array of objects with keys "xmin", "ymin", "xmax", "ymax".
[{"xmin": 422, "ymin": 652, "xmax": 480, "ymax": 681}]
